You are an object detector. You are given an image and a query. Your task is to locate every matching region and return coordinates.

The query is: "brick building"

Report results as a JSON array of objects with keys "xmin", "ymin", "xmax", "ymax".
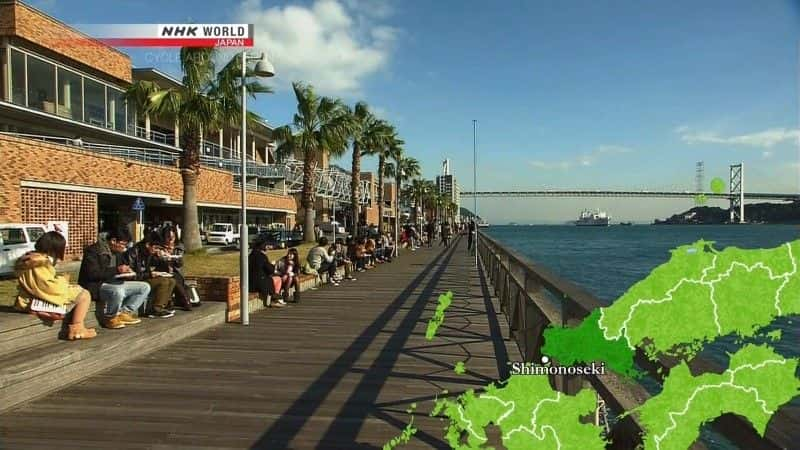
[{"xmin": 0, "ymin": 0, "xmax": 296, "ymax": 258}]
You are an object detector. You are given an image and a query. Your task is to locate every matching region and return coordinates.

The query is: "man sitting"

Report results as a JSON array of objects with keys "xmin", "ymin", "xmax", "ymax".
[
  {"xmin": 307, "ymin": 237, "xmax": 338, "ymax": 286},
  {"xmin": 124, "ymin": 232, "xmax": 177, "ymax": 318},
  {"xmin": 78, "ymin": 227, "xmax": 150, "ymax": 329}
]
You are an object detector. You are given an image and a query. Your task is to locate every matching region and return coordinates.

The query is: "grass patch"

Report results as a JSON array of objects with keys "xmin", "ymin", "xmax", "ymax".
[{"xmin": 181, "ymin": 243, "xmax": 317, "ymax": 277}]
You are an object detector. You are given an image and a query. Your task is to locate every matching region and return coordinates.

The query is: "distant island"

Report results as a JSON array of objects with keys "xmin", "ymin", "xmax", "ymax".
[{"xmin": 655, "ymin": 202, "xmax": 800, "ymax": 225}]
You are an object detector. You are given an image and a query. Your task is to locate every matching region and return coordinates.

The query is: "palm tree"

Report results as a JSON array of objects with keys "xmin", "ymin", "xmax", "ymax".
[
  {"xmin": 273, "ymin": 82, "xmax": 351, "ymax": 243},
  {"xmin": 348, "ymin": 103, "xmax": 392, "ymax": 237},
  {"xmin": 384, "ymin": 154, "xmax": 420, "ymax": 223},
  {"xmin": 376, "ymin": 130, "xmax": 403, "ymax": 234},
  {"xmin": 125, "ymin": 49, "xmax": 272, "ymax": 251}
]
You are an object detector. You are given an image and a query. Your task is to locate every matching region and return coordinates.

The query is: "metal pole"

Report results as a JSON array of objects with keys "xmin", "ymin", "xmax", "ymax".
[
  {"xmin": 240, "ymin": 50, "xmax": 249, "ymax": 326},
  {"xmin": 473, "ymin": 119, "xmax": 477, "ymax": 266},
  {"xmin": 395, "ymin": 174, "xmax": 400, "ymax": 257},
  {"xmin": 332, "ymin": 197, "xmax": 336, "ymax": 243}
]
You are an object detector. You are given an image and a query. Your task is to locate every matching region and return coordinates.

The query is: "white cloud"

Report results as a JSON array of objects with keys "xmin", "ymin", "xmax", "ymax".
[
  {"xmin": 236, "ymin": 0, "xmax": 398, "ymax": 95},
  {"xmin": 762, "ymin": 150, "xmax": 773, "ymax": 159},
  {"xmin": 676, "ymin": 126, "xmax": 800, "ymax": 148},
  {"xmin": 528, "ymin": 145, "xmax": 634, "ymax": 171},
  {"xmin": 529, "ymin": 160, "xmax": 573, "ymax": 170}
]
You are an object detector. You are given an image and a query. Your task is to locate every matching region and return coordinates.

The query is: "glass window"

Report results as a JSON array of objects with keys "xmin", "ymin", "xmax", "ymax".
[
  {"xmin": 84, "ymin": 79, "xmax": 105, "ymax": 127},
  {"xmin": 26, "ymin": 227, "xmax": 46, "ymax": 242},
  {"xmin": 107, "ymin": 88, "xmax": 125, "ymax": 132},
  {"xmin": 27, "ymin": 56, "xmax": 55, "ymax": 113},
  {"xmin": 57, "ymin": 67, "xmax": 82, "ymax": 120},
  {"xmin": 0, "ymin": 228, "xmax": 25, "ymax": 245},
  {"xmin": 10, "ymin": 49, "xmax": 26, "ymax": 106}
]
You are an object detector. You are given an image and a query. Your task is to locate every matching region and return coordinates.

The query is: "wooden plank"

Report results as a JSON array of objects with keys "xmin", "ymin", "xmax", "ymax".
[{"xmin": 0, "ymin": 238, "xmax": 517, "ymax": 449}]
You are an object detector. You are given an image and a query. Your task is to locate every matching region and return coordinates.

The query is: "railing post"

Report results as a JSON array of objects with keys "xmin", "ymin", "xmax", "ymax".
[{"xmin": 552, "ymin": 296, "xmax": 585, "ymax": 395}]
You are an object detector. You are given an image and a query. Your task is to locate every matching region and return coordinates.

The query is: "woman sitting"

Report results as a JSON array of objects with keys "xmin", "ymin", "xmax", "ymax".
[
  {"xmin": 15, "ymin": 231, "xmax": 97, "ymax": 341},
  {"xmin": 275, "ymin": 248, "xmax": 300, "ymax": 303},
  {"xmin": 156, "ymin": 226, "xmax": 195, "ymax": 311},
  {"xmin": 248, "ymin": 239, "xmax": 285, "ymax": 307}
]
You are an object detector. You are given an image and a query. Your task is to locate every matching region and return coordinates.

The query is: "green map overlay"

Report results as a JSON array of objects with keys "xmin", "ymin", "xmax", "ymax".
[
  {"xmin": 543, "ymin": 240, "xmax": 799, "ymax": 369},
  {"xmin": 426, "ymin": 291, "xmax": 454, "ymax": 340},
  {"xmin": 637, "ymin": 344, "xmax": 799, "ymax": 450},
  {"xmin": 541, "ymin": 309, "xmax": 640, "ymax": 377},
  {"xmin": 432, "ymin": 375, "xmax": 605, "ymax": 450},
  {"xmin": 384, "ymin": 239, "xmax": 800, "ymax": 449}
]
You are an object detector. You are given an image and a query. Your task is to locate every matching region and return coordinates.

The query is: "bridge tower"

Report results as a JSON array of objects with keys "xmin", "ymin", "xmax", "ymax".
[
  {"xmin": 729, "ymin": 163, "xmax": 744, "ymax": 223},
  {"xmin": 695, "ymin": 161, "xmax": 704, "ymax": 193}
]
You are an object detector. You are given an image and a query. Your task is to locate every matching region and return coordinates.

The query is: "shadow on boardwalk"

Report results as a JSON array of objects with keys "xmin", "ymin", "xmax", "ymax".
[{"xmin": 0, "ymin": 237, "xmax": 515, "ymax": 450}]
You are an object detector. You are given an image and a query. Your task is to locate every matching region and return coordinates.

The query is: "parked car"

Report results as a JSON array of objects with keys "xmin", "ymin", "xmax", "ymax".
[
  {"xmin": 206, "ymin": 223, "xmax": 240, "ymax": 245},
  {"xmin": 258, "ymin": 230, "xmax": 303, "ymax": 249},
  {"xmin": 234, "ymin": 225, "xmax": 264, "ymax": 249},
  {"xmin": 0, "ymin": 223, "xmax": 47, "ymax": 276},
  {"xmin": 319, "ymin": 221, "xmax": 345, "ymax": 235}
]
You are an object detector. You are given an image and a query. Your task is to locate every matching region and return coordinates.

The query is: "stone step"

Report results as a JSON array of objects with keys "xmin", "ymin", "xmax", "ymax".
[
  {"xmin": 0, "ymin": 306, "xmax": 101, "ymax": 356},
  {"xmin": 0, "ymin": 303, "xmax": 226, "ymax": 414}
]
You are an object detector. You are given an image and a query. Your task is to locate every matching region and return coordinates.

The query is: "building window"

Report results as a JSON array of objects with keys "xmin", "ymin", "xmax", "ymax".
[
  {"xmin": 26, "ymin": 56, "xmax": 56, "ymax": 113},
  {"xmin": 84, "ymin": 79, "xmax": 105, "ymax": 127},
  {"xmin": 9, "ymin": 49, "xmax": 26, "ymax": 106},
  {"xmin": 107, "ymin": 88, "xmax": 125, "ymax": 132},
  {"xmin": 57, "ymin": 67, "xmax": 82, "ymax": 120}
]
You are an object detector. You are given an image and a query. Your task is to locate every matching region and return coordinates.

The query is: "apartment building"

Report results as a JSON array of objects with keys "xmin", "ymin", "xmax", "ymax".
[{"xmin": 0, "ymin": 0, "xmax": 295, "ymax": 257}]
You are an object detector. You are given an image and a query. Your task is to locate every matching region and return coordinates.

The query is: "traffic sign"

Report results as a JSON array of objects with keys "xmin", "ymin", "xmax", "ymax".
[{"xmin": 132, "ymin": 197, "xmax": 145, "ymax": 211}]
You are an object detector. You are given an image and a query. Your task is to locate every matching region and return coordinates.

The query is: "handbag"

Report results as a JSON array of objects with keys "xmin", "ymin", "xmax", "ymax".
[{"xmin": 29, "ymin": 298, "xmax": 67, "ymax": 321}]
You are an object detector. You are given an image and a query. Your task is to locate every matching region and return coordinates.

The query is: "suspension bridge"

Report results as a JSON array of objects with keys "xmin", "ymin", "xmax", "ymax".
[{"xmin": 461, "ymin": 163, "xmax": 799, "ymax": 223}]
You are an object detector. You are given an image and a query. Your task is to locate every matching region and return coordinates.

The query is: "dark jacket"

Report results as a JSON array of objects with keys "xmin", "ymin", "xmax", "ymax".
[
  {"xmin": 248, "ymin": 250, "xmax": 276, "ymax": 294},
  {"xmin": 123, "ymin": 242, "xmax": 156, "ymax": 281},
  {"xmin": 78, "ymin": 240, "xmax": 122, "ymax": 301},
  {"xmin": 154, "ymin": 243, "xmax": 184, "ymax": 274}
]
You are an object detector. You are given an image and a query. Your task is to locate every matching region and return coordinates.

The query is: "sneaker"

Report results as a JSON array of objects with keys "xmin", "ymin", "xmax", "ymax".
[
  {"xmin": 147, "ymin": 309, "xmax": 175, "ymax": 319},
  {"xmin": 117, "ymin": 312, "xmax": 141, "ymax": 325},
  {"xmin": 270, "ymin": 302, "xmax": 285, "ymax": 308},
  {"xmin": 103, "ymin": 315, "xmax": 126, "ymax": 329},
  {"xmin": 331, "ymin": 281, "xmax": 340, "ymax": 286}
]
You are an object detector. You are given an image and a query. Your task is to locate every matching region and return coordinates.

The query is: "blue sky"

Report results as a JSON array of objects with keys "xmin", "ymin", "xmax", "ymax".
[{"xmin": 33, "ymin": 0, "xmax": 800, "ymax": 222}]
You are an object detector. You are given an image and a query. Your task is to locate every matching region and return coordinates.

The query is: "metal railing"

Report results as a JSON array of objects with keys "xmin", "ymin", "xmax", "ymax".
[
  {"xmin": 477, "ymin": 230, "xmax": 797, "ymax": 450},
  {"xmin": 0, "ymin": 132, "xmax": 180, "ymax": 167},
  {"xmin": 232, "ymin": 181, "xmax": 286, "ymax": 196},
  {"xmin": 2, "ymin": 131, "xmax": 380, "ymax": 204},
  {"xmin": 134, "ymin": 125, "xmax": 175, "ymax": 146}
]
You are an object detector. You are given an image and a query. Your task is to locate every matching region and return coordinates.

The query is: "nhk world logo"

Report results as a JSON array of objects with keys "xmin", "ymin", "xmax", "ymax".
[{"xmin": 77, "ymin": 24, "xmax": 255, "ymax": 48}]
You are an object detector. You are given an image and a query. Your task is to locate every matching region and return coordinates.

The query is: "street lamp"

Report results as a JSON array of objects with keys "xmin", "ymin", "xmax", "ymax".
[
  {"xmin": 395, "ymin": 170, "xmax": 404, "ymax": 257},
  {"xmin": 241, "ymin": 51, "xmax": 274, "ymax": 326}
]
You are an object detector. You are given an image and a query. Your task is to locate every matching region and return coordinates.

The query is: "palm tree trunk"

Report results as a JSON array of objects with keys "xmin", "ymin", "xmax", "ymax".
[
  {"xmin": 180, "ymin": 127, "xmax": 202, "ymax": 252},
  {"xmin": 377, "ymin": 155, "xmax": 385, "ymax": 234},
  {"xmin": 351, "ymin": 143, "xmax": 361, "ymax": 237},
  {"xmin": 302, "ymin": 152, "xmax": 317, "ymax": 243}
]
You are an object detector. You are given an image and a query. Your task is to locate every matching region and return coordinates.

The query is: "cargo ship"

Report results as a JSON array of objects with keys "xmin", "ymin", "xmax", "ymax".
[{"xmin": 575, "ymin": 209, "xmax": 611, "ymax": 226}]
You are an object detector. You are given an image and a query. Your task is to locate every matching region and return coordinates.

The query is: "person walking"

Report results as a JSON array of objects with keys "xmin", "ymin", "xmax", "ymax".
[{"xmin": 467, "ymin": 220, "xmax": 476, "ymax": 253}]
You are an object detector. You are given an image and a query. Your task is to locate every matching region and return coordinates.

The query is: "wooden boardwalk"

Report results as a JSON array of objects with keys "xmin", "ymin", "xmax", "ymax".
[{"xmin": 0, "ymin": 237, "xmax": 516, "ymax": 449}]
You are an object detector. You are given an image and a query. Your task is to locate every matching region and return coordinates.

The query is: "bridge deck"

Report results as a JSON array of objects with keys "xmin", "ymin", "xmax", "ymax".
[{"xmin": 0, "ymin": 237, "xmax": 515, "ymax": 449}]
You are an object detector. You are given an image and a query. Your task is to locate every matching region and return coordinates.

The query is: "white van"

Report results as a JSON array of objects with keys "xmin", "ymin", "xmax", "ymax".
[
  {"xmin": 206, "ymin": 223, "xmax": 240, "ymax": 245},
  {"xmin": 0, "ymin": 224, "xmax": 48, "ymax": 276}
]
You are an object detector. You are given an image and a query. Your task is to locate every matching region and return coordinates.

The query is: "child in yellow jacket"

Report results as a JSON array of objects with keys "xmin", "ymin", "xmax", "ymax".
[{"xmin": 15, "ymin": 231, "xmax": 96, "ymax": 340}]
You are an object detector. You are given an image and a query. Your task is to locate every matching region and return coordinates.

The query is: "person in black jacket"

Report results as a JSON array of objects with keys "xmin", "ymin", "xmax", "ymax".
[
  {"xmin": 124, "ymin": 232, "xmax": 177, "ymax": 318},
  {"xmin": 248, "ymin": 239, "xmax": 285, "ymax": 307},
  {"xmin": 78, "ymin": 226, "xmax": 150, "ymax": 329}
]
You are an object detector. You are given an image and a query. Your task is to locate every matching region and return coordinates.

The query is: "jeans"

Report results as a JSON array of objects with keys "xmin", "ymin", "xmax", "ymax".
[
  {"xmin": 318, "ymin": 260, "xmax": 337, "ymax": 280},
  {"xmin": 100, "ymin": 281, "xmax": 150, "ymax": 317}
]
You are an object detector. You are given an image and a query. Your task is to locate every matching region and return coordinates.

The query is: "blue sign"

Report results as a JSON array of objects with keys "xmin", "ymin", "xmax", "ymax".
[{"xmin": 132, "ymin": 197, "xmax": 145, "ymax": 211}]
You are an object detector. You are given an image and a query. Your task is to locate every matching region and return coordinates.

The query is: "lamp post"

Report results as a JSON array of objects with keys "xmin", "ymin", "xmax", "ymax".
[
  {"xmin": 473, "ymin": 119, "xmax": 477, "ymax": 266},
  {"xmin": 240, "ymin": 51, "xmax": 274, "ymax": 326},
  {"xmin": 395, "ymin": 170, "xmax": 403, "ymax": 257}
]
